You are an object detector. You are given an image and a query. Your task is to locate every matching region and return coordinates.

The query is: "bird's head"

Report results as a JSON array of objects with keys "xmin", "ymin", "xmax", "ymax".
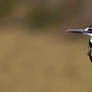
[{"xmin": 66, "ymin": 25, "xmax": 92, "ymax": 37}]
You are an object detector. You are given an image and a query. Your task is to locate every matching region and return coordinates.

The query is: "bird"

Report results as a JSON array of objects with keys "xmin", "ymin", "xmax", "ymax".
[{"xmin": 66, "ymin": 25, "xmax": 92, "ymax": 62}]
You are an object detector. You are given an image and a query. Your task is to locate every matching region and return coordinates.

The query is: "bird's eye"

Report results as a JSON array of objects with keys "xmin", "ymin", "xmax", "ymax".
[
  {"xmin": 89, "ymin": 29, "xmax": 92, "ymax": 31},
  {"xmin": 88, "ymin": 28, "xmax": 92, "ymax": 33}
]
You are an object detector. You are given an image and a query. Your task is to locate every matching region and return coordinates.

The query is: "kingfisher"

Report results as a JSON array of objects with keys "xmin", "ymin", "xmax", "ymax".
[{"xmin": 67, "ymin": 25, "xmax": 92, "ymax": 62}]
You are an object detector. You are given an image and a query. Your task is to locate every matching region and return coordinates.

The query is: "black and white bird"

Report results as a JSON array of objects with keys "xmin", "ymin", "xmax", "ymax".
[{"xmin": 67, "ymin": 25, "xmax": 92, "ymax": 62}]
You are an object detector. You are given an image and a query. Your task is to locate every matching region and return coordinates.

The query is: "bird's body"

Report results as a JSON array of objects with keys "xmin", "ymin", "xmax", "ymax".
[
  {"xmin": 88, "ymin": 39, "xmax": 92, "ymax": 62},
  {"xmin": 67, "ymin": 25, "xmax": 92, "ymax": 62}
]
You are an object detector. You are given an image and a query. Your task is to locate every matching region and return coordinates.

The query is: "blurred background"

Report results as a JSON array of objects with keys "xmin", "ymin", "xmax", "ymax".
[{"xmin": 1, "ymin": 0, "xmax": 92, "ymax": 92}]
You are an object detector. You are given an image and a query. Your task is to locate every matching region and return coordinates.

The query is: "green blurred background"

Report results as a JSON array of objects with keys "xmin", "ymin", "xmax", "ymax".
[{"xmin": 0, "ymin": 0, "xmax": 92, "ymax": 92}]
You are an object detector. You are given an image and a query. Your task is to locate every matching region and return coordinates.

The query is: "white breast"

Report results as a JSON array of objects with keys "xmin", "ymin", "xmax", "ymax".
[{"xmin": 90, "ymin": 38, "xmax": 92, "ymax": 43}]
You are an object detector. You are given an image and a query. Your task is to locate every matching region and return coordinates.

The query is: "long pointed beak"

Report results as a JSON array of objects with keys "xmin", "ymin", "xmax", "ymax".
[{"xmin": 66, "ymin": 29, "xmax": 84, "ymax": 34}]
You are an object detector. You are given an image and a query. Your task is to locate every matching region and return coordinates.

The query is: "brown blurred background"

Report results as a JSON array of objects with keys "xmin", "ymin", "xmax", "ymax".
[{"xmin": 0, "ymin": 0, "xmax": 92, "ymax": 92}]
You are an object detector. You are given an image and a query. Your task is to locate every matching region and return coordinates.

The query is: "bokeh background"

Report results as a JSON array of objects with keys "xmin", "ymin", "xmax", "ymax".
[{"xmin": 0, "ymin": 0, "xmax": 92, "ymax": 92}]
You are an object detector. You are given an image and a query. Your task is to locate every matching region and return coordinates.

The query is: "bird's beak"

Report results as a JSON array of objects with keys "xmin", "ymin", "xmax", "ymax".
[{"xmin": 66, "ymin": 29, "xmax": 83, "ymax": 34}]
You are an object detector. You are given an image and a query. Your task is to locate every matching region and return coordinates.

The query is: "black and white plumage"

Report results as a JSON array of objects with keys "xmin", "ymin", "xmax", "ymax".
[
  {"xmin": 67, "ymin": 25, "xmax": 92, "ymax": 62},
  {"xmin": 88, "ymin": 38, "xmax": 92, "ymax": 62}
]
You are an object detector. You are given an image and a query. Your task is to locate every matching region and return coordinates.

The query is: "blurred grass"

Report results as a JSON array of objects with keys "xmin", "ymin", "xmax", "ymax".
[
  {"xmin": 0, "ymin": 0, "xmax": 17, "ymax": 17},
  {"xmin": 27, "ymin": 7, "xmax": 61, "ymax": 28},
  {"xmin": 0, "ymin": 27, "xmax": 92, "ymax": 92},
  {"xmin": 27, "ymin": 0, "xmax": 83, "ymax": 29}
]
